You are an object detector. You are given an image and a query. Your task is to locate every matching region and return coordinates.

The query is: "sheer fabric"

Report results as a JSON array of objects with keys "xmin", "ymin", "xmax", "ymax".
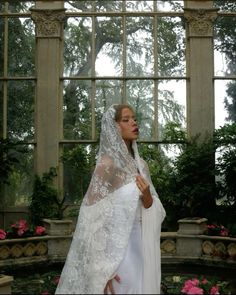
[{"xmin": 55, "ymin": 104, "xmax": 166, "ymax": 294}]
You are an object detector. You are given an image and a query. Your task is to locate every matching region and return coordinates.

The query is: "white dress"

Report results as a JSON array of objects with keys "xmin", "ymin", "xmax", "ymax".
[{"xmin": 112, "ymin": 200, "xmax": 143, "ymax": 294}]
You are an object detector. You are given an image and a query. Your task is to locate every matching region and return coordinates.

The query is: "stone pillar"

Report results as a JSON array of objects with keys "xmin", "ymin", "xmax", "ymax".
[
  {"xmin": 184, "ymin": 1, "xmax": 218, "ymax": 139},
  {"xmin": 30, "ymin": 2, "xmax": 65, "ymax": 189}
]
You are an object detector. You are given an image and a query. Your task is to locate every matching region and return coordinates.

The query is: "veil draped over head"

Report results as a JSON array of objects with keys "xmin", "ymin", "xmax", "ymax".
[
  {"xmin": 84, "ymin": 104, "xmax": 139, "ymax": 205},
  {"xmin": 56, "ymin": 104, "xmax": 141, "ymax": 294},
  {"xmin": 56, "ymin": 104, "xmax": 166, "ymax": 294}
]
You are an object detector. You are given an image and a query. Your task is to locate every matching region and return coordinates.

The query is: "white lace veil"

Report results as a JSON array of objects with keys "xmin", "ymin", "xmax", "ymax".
[
  {"xmin": 84, "ymin": 104, "xmax": 139, "ymax": 205},
  {"xmin": 56, "ymin": 104, "xmax": 166, "ymax": 294}
]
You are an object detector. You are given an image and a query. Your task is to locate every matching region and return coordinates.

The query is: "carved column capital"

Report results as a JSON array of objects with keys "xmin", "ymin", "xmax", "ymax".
[
  {"xmin": 30, "ymin": 8, "xmax": 66, "ymax": 38},
  {"xmin": 184, "ymin": 8, "xmax": 219, "ymax": 37}
]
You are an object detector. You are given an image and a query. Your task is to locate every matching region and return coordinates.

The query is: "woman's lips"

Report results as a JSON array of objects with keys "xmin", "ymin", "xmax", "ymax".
[{"xmin": 133, "ymin": 128, "xmax": 139, "ymax": 133}]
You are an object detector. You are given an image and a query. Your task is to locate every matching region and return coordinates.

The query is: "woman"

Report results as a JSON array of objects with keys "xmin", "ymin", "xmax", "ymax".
[{"xmin": 55, "ymin": 104, "xmax": 166, "ymax": 294}]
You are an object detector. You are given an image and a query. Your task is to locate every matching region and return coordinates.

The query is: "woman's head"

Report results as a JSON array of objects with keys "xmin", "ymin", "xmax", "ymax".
[{"xmin": 113, "ymin": 104, "xmax": 139, "ymax": 144}]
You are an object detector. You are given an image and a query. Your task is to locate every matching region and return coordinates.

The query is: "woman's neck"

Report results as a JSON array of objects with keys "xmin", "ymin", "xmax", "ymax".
[{"xmin": 124, "ymin": 140, "xmax": 134, "ymax": 158}]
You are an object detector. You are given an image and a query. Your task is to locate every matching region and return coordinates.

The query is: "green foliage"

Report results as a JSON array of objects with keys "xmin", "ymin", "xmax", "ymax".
[
  {"xmin": 29, "ymin": 168, "xmax": 68, "ymax": 226},
  {"xmin": 61, "ymin": 145, "xmax": 96, "ymax": 204},
  {"xmin": 0, "ymin": 138, "xmax": 26, "ymax": 185},
  {"xmin": 214, "ymin": 123, "xmax": 236, "ymax": 223},
  {"xmin": 169, "ymin": 136, "xmax": 217, "ymax": 220}
]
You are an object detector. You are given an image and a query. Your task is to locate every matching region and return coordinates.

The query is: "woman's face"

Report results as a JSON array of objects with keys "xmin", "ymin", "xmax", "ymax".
[{"xmin": 117, "ymin": 108, "xmax": 139, "ymax": 142}]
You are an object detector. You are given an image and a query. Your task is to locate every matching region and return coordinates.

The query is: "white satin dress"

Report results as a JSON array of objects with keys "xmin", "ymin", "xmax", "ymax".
[{"xmin": 112, "ymin": 200, "xmax": 143, "ymax": 294}]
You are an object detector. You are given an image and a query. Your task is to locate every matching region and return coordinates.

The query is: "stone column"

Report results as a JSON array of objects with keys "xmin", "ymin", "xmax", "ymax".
[
  {"xmin": 184, "ymin": 1, "xmax": 218, "ymax": 139},
  {"xmin": 30, "ymin": 2, "xmax": 65, "ymax": 188}
]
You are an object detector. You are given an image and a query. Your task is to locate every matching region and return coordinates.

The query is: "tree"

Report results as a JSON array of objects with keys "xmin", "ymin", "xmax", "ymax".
[{"xmin": 214, "ymin": 1, "xmax": 236, "ymax": 122}]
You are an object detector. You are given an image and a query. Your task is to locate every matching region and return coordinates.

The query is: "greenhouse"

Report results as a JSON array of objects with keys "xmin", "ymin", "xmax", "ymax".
[{"xmin": 0, "ymin": 0, "xmax": 236, "ymax": 294}]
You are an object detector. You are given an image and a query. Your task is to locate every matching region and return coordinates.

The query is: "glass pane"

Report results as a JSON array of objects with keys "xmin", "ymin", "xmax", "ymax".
[
  {"xmin": 95, "ymin": 0, "xmax": 123, "ymax": 12},
  {"xmin": 126, "ymin": 17, "xmax": 154, "ymax": 77},
  {"xmin": 7, "ymin": 81, "xmax": 35, "ymax": 141},
  {"xmin": 126, "ymin": 1, "xmax": 153, "ymax": 11},
  {"xmin": 62, "ymin": 143, "xmax": 97, "ymax": 205},
  {"xmin": 157, "ymin": 80, "xmax": 186, "ymax": 140},
  {"xmin": 157, "ymin": 17, "xmax": 186, "ymax": 76},
  {"xmin": 0, "ymin": 2, "xmax": 5, "ymax": 12},
  {"xmin": 95, "ymin": 80, "xmax": 122, "ymax": 135},
  {"xmin": 5, "ymin": 144, "xmax": 34, "ymax": 207},
  {"xmin": 214, "ymin": 0, "xmax": 236, "ymax": 12},
  {"xmin": 8, "ymin": 1, "xmax": 34, "ymax": 12},
  {"xmin": 65, "ymin": 1, "xmax": 94, "ymax": 12},
  {"xmin": 156, "ymin": 0, "xmax": 183, "ymax": 12},
  {"xmin": 95, "ymin": 17, "xmax": 122, "ymax": 77},
  {"xmin": 63, "ymin": 80, "xmax": 92, "ymax": 140},
  {"xmin": 0, "ymin": 82, "xmax": 3, "ymax": 136},
  {"xmin": 8, "ymin": 18, "xmax": 35, "ymax": 76},
  {"xmin": 0, "ymin": 17, "xmax": 3, "ymax": 76},
  {"xmin": 214, "ymin": 16, "xmax": 236, "ymax": 76},
  {"xmin": 215, "ymin": 80, "xmax": 236, "ymax": 128},
  {"xmin": 64, "ymin": 17, "xmax": 92, "ymax": 77},
  {"xmin": 126, "ymin": 80, "xmax": 154, "ymax": 140}
]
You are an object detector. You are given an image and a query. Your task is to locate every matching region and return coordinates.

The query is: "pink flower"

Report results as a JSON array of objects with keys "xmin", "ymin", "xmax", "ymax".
[
  {"xmin": 201, "ymin": 278, "xmax": 208, "ymax": 284},
  {"xmin": 53, "ymin": 275, "xmax": 60, "ymax": 285},
  {"xmin": 41, "ymin": 291, "xmax": 49, "ymax": 295},
  {"xmin": 210, "ymin": 286, "xmax": 220, "ymax": 295},
  {"xmin": 11, "ymin": 219, "xmax": 29, "ymax": 236},
  {"xmin": 187, "ymin": 286, "xmax": 204, "ymax": 294},
  {"xmin": 181, "ymin": 279, "xmax": 200, "ymax": 293},
  {"xmin": 220, "ymin": 229, "xmax": 228, "ymax": 236},
  {"xmin": 35, "ymin": 226, "xmax": 46, "ymax": 235},
  {"xmin": 0, "ymin": 229, "xmax": 6, "ymax": 240}
]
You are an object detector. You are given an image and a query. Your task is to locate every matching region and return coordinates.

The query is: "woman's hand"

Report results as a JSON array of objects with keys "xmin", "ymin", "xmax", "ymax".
[
  {"xmin": 104, "ymin": 274, "xmax": 121, "ymax": 294},
  {"xmin": 136, "ymin": 175, "xmax": 153, "ymax": 208}
]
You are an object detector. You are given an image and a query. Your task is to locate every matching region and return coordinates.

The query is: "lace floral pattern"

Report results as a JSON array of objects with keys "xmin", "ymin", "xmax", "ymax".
[{"xmin": 55, "ymin": 105, "xmax": 166, "ymax": 294}]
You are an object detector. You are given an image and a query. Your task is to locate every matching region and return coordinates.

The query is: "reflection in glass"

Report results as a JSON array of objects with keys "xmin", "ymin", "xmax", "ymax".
[
  {"xmin": 63, "ymin": 80, "xmax": 92, "ymax": 140},
  {"xmin": 7, "ymin": 81, "xmax": 35, "ymax": 141},
  {"xmin": 65, "ymin": 1, "xmax": 93, "ymax": 12},
  {"xmin": 95, "ymin": 1, "xmax": 123, "ymax": 12},
  {"xmin": 156, "ymin": 17, "xmax": 185, "ymax": 76},
  {"xmin": 5, "ymin": 144, "xmax": 34, "ymax": 206},
  {"xmin": 214, "ymin": 0, "xmax": 236, "ymax": 12},
  {"xmin": 95, "ymin": 80, "xmax": 122, "ymax": 136},
  {"xmin": 96, "ymin": 17, "xmax": 122, "ymax": 77},
  {"xmin": 156, "ymin": 1, "xmax": 183, "ymax": 12},
  {"xmin": 8, "ymin": 1, "xmax": 34, "ymax": 12},
  {"xmin": 64, "ymin": 18, "xmax": 92, "ymax": 77},
  {"xmin": 215, "ymin": 80, "xmax": 236, "ymax": 128},
  {"xmin": 0, "ymin": 17, "xmax": 3, "ymax": 76},
  {"xmin": 126, "ymin": 80, "xmax": 154, "ymax": 140},
  {"xmin": 157, "ymin": 80, "xmax": 186, "ymax": 140},
  {"xmin": 126, "ymin": 17, "xmax": 154, "ymax": 77},
  {"xmin": 214, "ymin": 16, "xmax": 236, "ymax": 76},
  {"xmin": 62, "ymin": 143, "xmax": 97, "ymax": 205},
  {"xmin": 126, "ymin": 1, "xmax": 153, "ymax": 12},
  {"xmin": 0, "ymin": 82, "xmax": 3, "ymax": 136},
  {"xmin": 8, "ymin": 18, "xmax": 35, "ymax": 76}
]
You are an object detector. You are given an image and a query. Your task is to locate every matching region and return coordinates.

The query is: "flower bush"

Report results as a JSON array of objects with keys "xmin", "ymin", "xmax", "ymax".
[
  {"xmin": 39, "ymin": 271, "xmax": 60, "ymax": 294},
  {"xmin": 162, "ymin": 275, "xmax": 230, "ymax": 294},
  {"xmin": 207, "ymin": 223, "xmax": 229, "ymax": 237},
  {"xmin": 0, "ymin": 219, "xmax": 46, "ymax": 240}
]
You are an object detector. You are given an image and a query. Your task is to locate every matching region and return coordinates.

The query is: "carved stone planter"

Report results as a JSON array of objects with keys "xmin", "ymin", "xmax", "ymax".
[
  {"xmin": 42, "ymin": 219, "xmax": 73, "ymax": 259},
  {"xmin": 178, "ymin": 217, "xmax": 208, "ymax": 235},
  {"xmin": 43, "ymin": 218, "xmax": 73, "ymax": 236},
  {"xmin": 177, "ymin": 217, "xmax": 208, "ymax": 257},
  {"xmin": 0, "ymin": 275, "xmax": 13, "ymax": 295}
]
